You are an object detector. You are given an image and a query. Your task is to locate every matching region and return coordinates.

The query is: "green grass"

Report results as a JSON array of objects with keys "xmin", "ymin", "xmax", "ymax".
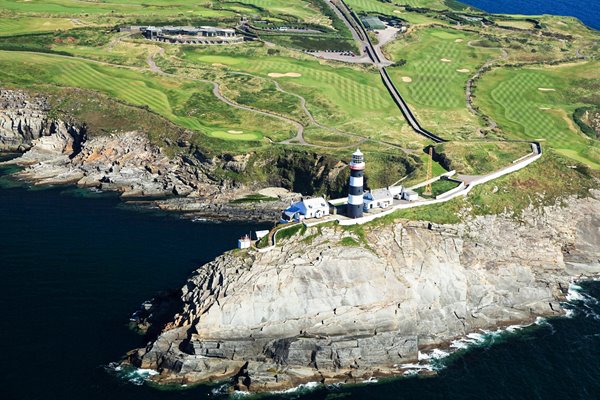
[
  {"xmin": 234, "ymin": 0, "xmax": 332, "ymax": 26},
  {"xmin": 0, "ymin": 50, "xmax": 296, "ymax": 151},
  {"xmin": 384, "ymin": 26, "xmax": 500, "ymax": 138},
  {"xmin": 415, "ymin": 178, "xmax": 460, "ymax": 198},
  {"xmin": 434, "ymin": 141, "xmax": 532, "ymax": 175},
  {"xmin": 339, "ymin": 236, "xmax": 360, "ymax": 247},
  {"xmin": 181, "ymin": 44, "xmax": 414, "ymax": 145},
  {"xmin": 276, "ymin": 223, "xmax": 306, "ymax": 241},
  {"xmin": 403, "ymin": 150, "xmax": 447, "ymax": 186},
  {"xmin": 0, "ymin": 0, "xmax": 235, "ymax": 18},
  {"xmin": 230, "ymin": 193, "xmax": 278, "ymax": 203},
  {"xmin": 467, "ymin": 150, "xmax": 597, "ymax": 216},
  {"xmin": 475, "ymin": 62, "xmax": 600, "ymax": 169},
  {"xmin": 0, "ymin": 17, "xmax": 77, "ymax": 36},
  {"xmin": 370, "ymin": 198, "xmax": 463, "ymax": 225}
]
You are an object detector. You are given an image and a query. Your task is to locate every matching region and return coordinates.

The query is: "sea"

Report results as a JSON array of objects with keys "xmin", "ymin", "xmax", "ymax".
[
  {"xmin": 1, "ymin": 152, "xmax": 600, "ymax": 400},
  {"xmin": 460, "ymin": 0, "xmax": 600, "ymax": 31},
  {"xmin": 1, "ymin": 2, "xmax": 600, "ymax": 397}
]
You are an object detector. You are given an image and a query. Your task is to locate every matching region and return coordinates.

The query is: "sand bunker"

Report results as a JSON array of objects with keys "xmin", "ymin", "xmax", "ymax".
[
  {"xmin": 227, "ymin": 130, "xmax": 244, "ymax": 134},
  {"xmin": 393, "ymin": 10, "xmax": 402, "ymax": 14},
  {"xmin": 440, "ymin": 58, "xmax": 452, "ymax": 62},
  {"xmin": 212, "ymin": 63, "xmax": 225, "ymax": 67},
  {"xmin": 268, "ymin": 72, "xmax": 302, "ymax": 78},
  {"xmin": 538, "ymin": 88, "xmax": 556, "ymax": 91},
  {"xmin": 455, "ymin": 39, "xmax": 464, "ymax": 43},
  {"xmin": 456, "ymin": 68, "xmax": 470, "ymax": 73},
  {"xmin": 401, "ymin": 76, "xmax": 412, "ymax": 83},
  {"xmin": 539, "ymin": 107, "xmax": 551, "ymax": 110}
]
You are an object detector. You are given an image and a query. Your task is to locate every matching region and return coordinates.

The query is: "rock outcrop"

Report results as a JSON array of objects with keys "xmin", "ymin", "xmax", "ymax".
[
  {"xmin": 130, "ymin": 193, "xmax": 600, "ymax": 392},
  {"xmin": 0, "ymin": 88, "xmax": 301, "ymax": 220},
  {"xmin": 0, "ymin": 89, "xmax": 69, "ymax": 152}
]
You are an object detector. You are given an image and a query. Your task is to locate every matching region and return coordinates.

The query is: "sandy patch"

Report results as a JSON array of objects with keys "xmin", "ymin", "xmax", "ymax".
[
  {"xmin": 268, "ymin": 72, "xmax": 302, "ymax": 78},
  {"xmin": 539, "ymin": 107, "xmax": 551, "ymax": 110},
  {"xmin": 455, "ymin": 39, "xmax": 464, "ymax": 43},
  {"xmin": 212, "ymin": 63, "xmax": 225, "ymax": 67},
  {"xmin": 258, "ymin": 187, "xmax": 290, "ymax": 197},
  {"xmin": 227, "ymin": 130, "xmax": 243, "ymax": 134},
  {"xmin": 401, "ymin": 76, "xmax": 412, "ymax": 83},
  {"xmin": 456, "ymin": 68, "xmax": 470, "ymax": 73},
  {"xmin": 440, "ymin": 58, "xmax": 452, "ymax": 62},
  {"xmin": 393, "ymin": 10, "xmax": 402, "ymax": 14},
  {"xmin": 538, "ymin": 88, "xmax": 556, "ymax": 91}
]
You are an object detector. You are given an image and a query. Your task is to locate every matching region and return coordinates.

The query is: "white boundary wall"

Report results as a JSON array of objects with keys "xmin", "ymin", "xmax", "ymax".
[
  {"xmin": 267, "ymin": 143, "xmax": 542, "ymax": 233},
  {"xmin": 337, "ymin": 143, "xmax": 542, "ymax": 226},
  {"xmin": 408, "ymin": 170, "xmax": 456, "ymax": 191}
]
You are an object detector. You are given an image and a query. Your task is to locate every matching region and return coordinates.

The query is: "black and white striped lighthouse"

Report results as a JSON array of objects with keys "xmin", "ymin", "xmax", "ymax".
[{"xmin": 347, "ymin": 148, "xmax": 365, "ymax": 218}]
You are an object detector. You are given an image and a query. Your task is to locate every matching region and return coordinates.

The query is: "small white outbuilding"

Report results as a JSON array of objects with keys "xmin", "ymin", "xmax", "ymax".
[
  {"xmin": 363, "ymin": 188, "xmax": 394, "ymax": 211},
  {"xmin": 401, "ymin": 189, "xmax": 419, "ymax": 202}
]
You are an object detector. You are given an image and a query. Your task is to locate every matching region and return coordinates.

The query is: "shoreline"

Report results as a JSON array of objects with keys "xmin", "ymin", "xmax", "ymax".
[
  {"xmin": 125, "ymin": 302, "xmax": 573, "ymax": 393},
  {"xmin": 0, "ymin": 149, "xmax": 288, "ymax": 224},
  {"xmin": 126, "ymin": 196, "xmax": 600, "ymax": 393}
]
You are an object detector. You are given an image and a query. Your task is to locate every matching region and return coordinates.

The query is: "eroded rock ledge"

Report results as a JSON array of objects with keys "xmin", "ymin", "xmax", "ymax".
[{"xmin": 129, "ymin": 193, "xmax": 600, "ymax": 392}]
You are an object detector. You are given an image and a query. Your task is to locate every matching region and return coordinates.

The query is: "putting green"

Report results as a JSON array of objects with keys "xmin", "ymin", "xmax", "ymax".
[{"xmin": 207, "ymin": 130, "xmax": 263, "ymax": 141}]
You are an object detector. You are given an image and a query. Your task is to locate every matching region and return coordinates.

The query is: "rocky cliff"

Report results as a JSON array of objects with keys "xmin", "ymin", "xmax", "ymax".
[
  {"xmin": 0, "ymin": 89, "xmax": 69, "ymax": 152},
  {"xmin": 0, "ymin": 88, "xmax": 301, "ymax": 220},
  {"xmin": 130, "ymin": 193, "xmax": 600, "ymax": 392}
]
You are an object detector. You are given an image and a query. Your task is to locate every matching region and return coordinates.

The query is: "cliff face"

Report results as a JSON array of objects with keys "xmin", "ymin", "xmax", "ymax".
[
  {"xmin": 0, "ymin": 89, "xmax": 68, "ymax": 152},
  {"xmin": 131, "ymin": 193, "xmax": 600, "ymax": 391}
]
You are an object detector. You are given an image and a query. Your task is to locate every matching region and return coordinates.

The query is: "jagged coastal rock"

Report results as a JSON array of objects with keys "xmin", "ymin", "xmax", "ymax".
[
  {"xmin": 0, "ymin": 88, "xmax": 303, "ymax": 220},
  {"xmin": 0, "ymin": 89, "xmax": 358, "ymax": 221},
  {"xmin": 131, "ymin": 194, "xmax": 600, "ymax": 392},
  {"xmin": 0, "ymin": 89, "xmax": 73, "ymax": 152}
]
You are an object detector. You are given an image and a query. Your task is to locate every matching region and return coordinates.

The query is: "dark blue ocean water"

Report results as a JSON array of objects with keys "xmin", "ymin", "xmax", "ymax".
[
  {"xmin": 1, "ymin": 154, "xmax": 600, "ymax": 400},
  {"xmin": 460, "ymin": 0, "xmax": 600, "ymax": 30}
]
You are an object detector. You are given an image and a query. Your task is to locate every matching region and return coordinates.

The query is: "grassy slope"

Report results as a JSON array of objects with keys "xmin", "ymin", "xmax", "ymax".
[
  {"xmin": 0, "ymin": 16, "xmax": 78, "ymax": 36},
  {"xmin": 0, "ymin": 50, "xmax": 295, "ymax": 151},
  {"xmin": 0, "ymin": 0, "xmax": 597, "ymax": 220},
  {"xmin": 476, "ymin": 62, "xmax": 600, "ymax": 169},
  {"xmin": 180, "ymin": 44, "xmax": 418, "ymax": 147},
  {"xmin": 434, "ymin": 141, "xmax": 532, "ymax": 175}
]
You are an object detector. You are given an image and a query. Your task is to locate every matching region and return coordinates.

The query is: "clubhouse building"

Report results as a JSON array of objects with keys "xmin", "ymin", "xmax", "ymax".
[{"xmin": 140, "ymin": 26, "xmax": 242, "ymax": 45}]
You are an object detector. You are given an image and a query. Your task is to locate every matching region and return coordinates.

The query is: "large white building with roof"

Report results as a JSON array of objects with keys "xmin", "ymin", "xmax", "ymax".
[{"xmin": 281, "ymin": 197, "xmax": 330, "ymax": 222}]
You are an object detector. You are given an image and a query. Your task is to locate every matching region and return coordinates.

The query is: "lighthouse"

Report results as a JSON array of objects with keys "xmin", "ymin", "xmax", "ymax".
[{"xmin": 347, "ymin": 148, "xmax": 365, "ymax": 218}]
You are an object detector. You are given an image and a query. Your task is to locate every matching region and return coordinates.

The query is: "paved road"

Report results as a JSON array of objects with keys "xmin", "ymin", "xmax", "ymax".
[{"xmin": 330, "ymin": 0, "xmax": 445, "ymax": 143}]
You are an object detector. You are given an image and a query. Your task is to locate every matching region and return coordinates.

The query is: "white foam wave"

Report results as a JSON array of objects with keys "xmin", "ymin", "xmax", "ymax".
[
  {"xmin": 106, "ymin": 363, "xmax": 159, "ymax": 386},
  {"xmin": 400, "ymin": 363, "xmax": 434, "ymax": 373},
  {"xmin": 567, "ymin": 284, "xmax": 586, "ymax": 302},
  {"xmin": 564, "ymin": 282, "xmax": 600, "ymax": 321},
  {"xmin": 268, "ymin": 381, "xmax": 321, "ymax": 395}
]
